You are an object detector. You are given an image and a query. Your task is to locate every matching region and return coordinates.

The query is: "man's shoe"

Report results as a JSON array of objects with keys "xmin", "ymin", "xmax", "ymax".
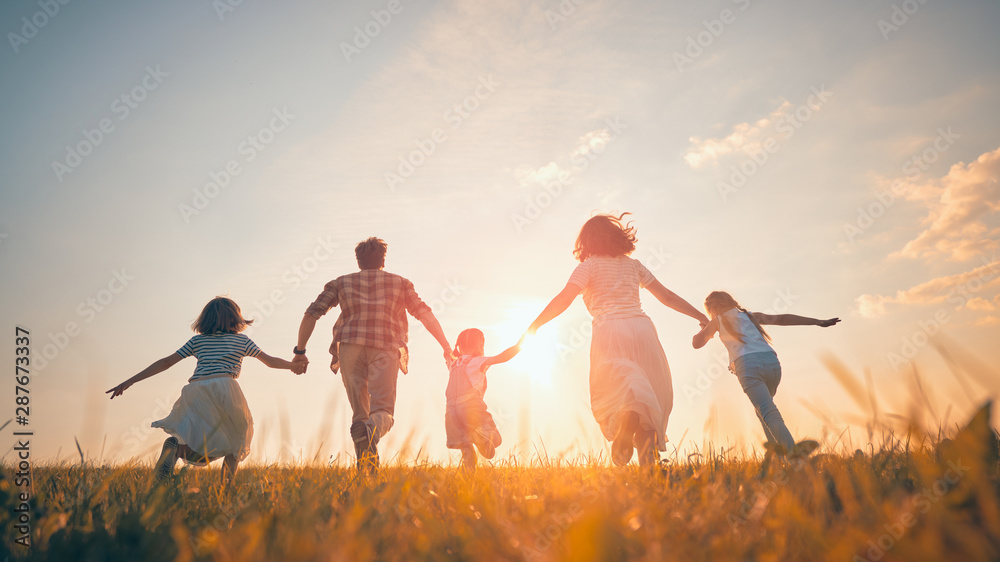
[{"xmin": 350, "ymin": 421, "xmax": 379, "ymax": 473}]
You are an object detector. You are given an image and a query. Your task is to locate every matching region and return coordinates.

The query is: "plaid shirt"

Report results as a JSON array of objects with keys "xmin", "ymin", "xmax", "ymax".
[{"xmin": 305, "ymin": 269, "xmax": 432, "ymax": 374}]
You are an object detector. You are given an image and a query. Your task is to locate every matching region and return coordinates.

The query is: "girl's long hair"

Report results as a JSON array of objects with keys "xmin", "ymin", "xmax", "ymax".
[
  {"xmin": 453, "ymin": 328, "xmax": 485, "ymax": 358},
  {"xmin": 704, "ymin": 291, "xmax": 771, "ymax": 344},
  {"xmin": 192, "ymin": 297, "xmax": 253, "ymax": 334}
]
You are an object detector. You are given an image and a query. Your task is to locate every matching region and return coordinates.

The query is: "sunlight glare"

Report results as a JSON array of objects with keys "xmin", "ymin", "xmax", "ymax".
[{"xmin": 487, "ymin": 305, "xmax": 563, "ymax": 387}]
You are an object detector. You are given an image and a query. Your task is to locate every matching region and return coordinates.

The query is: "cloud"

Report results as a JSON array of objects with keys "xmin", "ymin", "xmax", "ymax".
[
  {"xmin": 976, "ymin": 316, "xmax": 1000, "ymax": 326},
  {"xmin": 271, "ymin": 0, "xmax": 639, "ymax": 205},
  {"xmin": 683, "ymin": 101, "xmax": 792, "ymax": 169},
  {"xmin": 966, "ymin": 296, "xmax": 997, "ymax": 311},
  {"xmin": 894, "ymin": 146, "xmax": 1000, "ymax": 262},
  {"xmin": 514, "ymin": 161, "xmax": 569, "ymax": 187},
  {"xmin": 856, "ymin": 257, "xmax": 1000, "ymax": 318},
  {"xmin": 571, "ymin": 129, "xmax": 611, "ymax": 161},
  {"xmin": 513, "ymin": 126, "xmax": 614, "ymax": 188}
]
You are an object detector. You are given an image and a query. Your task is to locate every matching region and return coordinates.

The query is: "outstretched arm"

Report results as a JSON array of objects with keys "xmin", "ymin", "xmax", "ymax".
[
  {"xmin": 645, "ymin": 280, "xmax": 709, "ymax": 325},
  {"xmin": 106, "ymin": 353, "xmax": 183, "ymax": 399},
  {"xmin": 753, "ymin": 313, "xmax": 840, "ymax": 327},
  {"xmin": 417, "ymin": 311, "xmax": 453, "ymax": 362},
  {"xmin": 692, "ymin": 317, "xmax": 720, "ymax": 349},
  {"xmin": 526, "ymin": 283, "xmax": 581, "ymax": 335},
  {"xmin": 483, "ymin": 343, "xmax": 522, "ymax": 369},
  {"xmin": 256, "ymin": 352, "xmax": 300, "ymax": 372}
]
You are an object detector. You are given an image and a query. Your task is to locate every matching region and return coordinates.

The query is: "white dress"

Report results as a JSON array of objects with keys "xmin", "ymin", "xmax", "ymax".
[
  {"xmin": 568, "ymin": 255, "xmax": 672, "ymax": 451},
  {"xmin": 151, "ymin": 333, "xmax": 258, "ymax": 463}
]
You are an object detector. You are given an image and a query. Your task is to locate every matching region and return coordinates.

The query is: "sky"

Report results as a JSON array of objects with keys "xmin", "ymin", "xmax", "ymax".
[{"xmin": 1, "ymin": 0, "xmax": 999, "ymax": 467}]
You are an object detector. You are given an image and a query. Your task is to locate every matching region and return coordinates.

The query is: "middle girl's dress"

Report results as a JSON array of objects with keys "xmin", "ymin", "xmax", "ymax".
[{"xmin": 445, "ymin": 354, "xmax": 502, "ymax": 459}]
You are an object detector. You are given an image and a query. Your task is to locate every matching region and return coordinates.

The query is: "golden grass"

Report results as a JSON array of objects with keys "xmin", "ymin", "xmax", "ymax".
[
  {"xmin": 2, "ymin": 414, "xmax": 999, "ymax": 562},
  {"xmin": 3, "ymin": 345, "xmax": 999, "ymax": 561}
]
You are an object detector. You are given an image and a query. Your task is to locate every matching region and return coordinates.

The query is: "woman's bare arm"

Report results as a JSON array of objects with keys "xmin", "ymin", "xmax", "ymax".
[
  {"xmin": 527, "ymin": 284, "xmax": 582, "ymax": 334},
  {"xmin": 645, "ymin": 280, "xmax": 709, "ymax": 325}
]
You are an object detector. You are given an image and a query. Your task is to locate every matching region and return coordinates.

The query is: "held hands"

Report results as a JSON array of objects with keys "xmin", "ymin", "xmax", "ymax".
[
  {"xmin": 516, "ymin": 332, "xmax": 528, "ymax": 349},
  {"xmin": 522, "ymin": 322, "xmax": 540, "ymax": 343},
  {"xmin": 817, "ymin": 318, "xmax": 841, "ymax": 328},
  {"xmin": 291, "ymin": 354, "xmax": 309, "ymax": 375},
  {"xmin": 695, "ymin": 313, "xmax": 709, "ymax": 329}
]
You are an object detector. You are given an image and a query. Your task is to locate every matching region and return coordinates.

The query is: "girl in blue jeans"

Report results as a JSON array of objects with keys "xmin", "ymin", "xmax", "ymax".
[{"xmin": 692, "ymin": 291, "xmax": 839, "ymax": 456}]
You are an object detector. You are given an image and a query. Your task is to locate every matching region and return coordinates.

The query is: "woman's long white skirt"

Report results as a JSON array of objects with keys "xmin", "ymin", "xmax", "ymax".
[{"xmin": 589, "ymin": 316, "xmax": 672, "ymax": 451}]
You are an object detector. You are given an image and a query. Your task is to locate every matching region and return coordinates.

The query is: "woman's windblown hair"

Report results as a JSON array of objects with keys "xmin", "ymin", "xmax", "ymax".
[{"xmin": 573, "ymin": 212, "xmax": 637, "ymax": 262}]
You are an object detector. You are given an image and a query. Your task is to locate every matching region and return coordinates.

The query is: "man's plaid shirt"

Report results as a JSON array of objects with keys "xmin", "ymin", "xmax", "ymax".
[{"xmin": 306, "ymin": 269, "xmax": 432, "ymax": 374}]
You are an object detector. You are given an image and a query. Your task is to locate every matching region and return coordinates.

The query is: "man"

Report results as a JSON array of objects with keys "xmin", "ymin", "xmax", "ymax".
[{"xmin": 293, "ymin": 237, "xmax": 451, "ymax": 472}]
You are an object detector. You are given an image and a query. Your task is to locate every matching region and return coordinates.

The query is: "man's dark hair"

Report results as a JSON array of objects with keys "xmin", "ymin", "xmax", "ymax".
[{"xmin": 356, "ymin": 237, "xmax": 388, "ymax": 270}]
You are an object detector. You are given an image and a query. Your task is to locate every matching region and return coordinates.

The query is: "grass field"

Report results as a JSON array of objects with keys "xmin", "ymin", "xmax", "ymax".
[{"xmin": 2, "ymin": 399, "xmax": 999, "ymax": 562}]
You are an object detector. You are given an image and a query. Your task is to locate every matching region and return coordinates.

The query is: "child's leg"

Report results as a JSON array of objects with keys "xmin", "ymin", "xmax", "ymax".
[
  {"xmin": 221, "ymin": 455, "xmax": 239, "ymax": 486},
  {"xmin": 460, "ymin": 446, "xmax": 477, "ymax": 470},
  {"xmin": 737, "ymin": 355, "xmax": 795, "ymax": 453},
  {"xmin": 154, "ymin": 437, "xmax": 179, "ymax": 482},
  {"xmin": 469, "ymin": 404, "xmax": 501, "ymax": 460},
  {"xmin": 176, "ymin": 444, "xmax": 212, "ymax": 465}
]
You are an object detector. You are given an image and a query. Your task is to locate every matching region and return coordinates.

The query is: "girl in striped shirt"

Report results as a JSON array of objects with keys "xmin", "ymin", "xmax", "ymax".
[{"xmin": 107, "ymin": 297, "xmax": 302, "ymax": 486}]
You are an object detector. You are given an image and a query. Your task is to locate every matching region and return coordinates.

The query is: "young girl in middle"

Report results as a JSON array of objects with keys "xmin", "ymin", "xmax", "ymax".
[{"xmin": 445, "ymin": 329, "xmax": 521, "ymax": 470}]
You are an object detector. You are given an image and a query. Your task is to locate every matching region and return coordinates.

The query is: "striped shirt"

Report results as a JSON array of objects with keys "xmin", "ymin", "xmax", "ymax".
[
  {"xmin": 176, "ymin": 333, "xmax": 261, "ymax": 381},
  {"xmin": 567, "ymin": 255, "xmax": 656, "ymax": 322},
  {"xmin": 305, "ymin": 269, "xmax": 432, "ymax": 374}
]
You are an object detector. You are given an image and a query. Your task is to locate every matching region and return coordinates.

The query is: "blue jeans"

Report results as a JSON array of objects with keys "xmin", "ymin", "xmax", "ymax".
[{"xmin": 733, "ymin": 351, "xmax": 795, "ymax": 452}]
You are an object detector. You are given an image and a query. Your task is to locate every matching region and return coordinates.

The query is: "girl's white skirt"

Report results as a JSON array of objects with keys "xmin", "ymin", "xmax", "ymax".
[
  {"xmin": 589, "ymin": 315, "xmax": 673, "ymax": 451},
  {"xmin": 151, "ymin": 376, "xmax": 253, "ymax": 464}
]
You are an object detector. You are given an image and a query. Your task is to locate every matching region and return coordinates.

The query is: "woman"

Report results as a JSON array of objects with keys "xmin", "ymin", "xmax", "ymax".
[{"xmin": 525, "ymin": 213, "xmax": 708, "ymax": 466}]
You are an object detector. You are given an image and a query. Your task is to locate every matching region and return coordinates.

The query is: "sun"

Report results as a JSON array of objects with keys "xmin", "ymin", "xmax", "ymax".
[{"xmin": 486, "ymin": 303, "xmax": 565, "ymax": 387}]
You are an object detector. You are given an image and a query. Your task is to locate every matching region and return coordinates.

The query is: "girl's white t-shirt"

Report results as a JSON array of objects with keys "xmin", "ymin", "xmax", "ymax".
[{"xmin": 717, "ymin": 308, "xmax": 774, "ymax": 366}]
